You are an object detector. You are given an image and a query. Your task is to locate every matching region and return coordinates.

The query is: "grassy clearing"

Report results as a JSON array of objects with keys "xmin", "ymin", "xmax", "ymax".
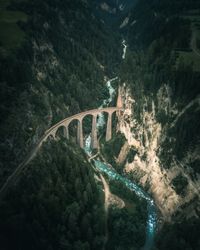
[
  {"xmin": 0, "ymin": 0, "xmax": 28, "ymax": 51},
  {"xmin": 0, "ymin": 21, "xmax": 26, "ymax": 48},
  {"xmin": 0, "ymin": 10, "xmax": 27, "ymax": 22}
]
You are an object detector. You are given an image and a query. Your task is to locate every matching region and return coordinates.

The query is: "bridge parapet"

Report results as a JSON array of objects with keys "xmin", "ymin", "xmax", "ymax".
[
  {"xmin": 44, "ymin": 107, "xmax": 123, "ymax": 148},
  {"xmin": 0, "ymin": 107, "xmax": 123, "ymax": 200}
]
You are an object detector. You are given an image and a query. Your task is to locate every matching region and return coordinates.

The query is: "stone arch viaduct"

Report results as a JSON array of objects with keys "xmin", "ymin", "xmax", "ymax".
[
  {"xmin": 0, "ymin": 106, "xmax": 123, "ymax": 200},
  {"xmin": 41, "ymin": 107, "xmax": 123, "ymax": 149}
]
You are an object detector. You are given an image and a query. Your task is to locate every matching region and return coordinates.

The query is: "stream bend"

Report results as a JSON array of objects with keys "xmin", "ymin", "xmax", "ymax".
[{"xmin": 84, "ymin": 75, "xmax": 157, "ymax": 250}]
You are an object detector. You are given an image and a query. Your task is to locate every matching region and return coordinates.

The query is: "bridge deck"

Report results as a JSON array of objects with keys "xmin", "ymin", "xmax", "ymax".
[
  {"xmin": 0, "ymin": 106, "xmax": 123, "ymax": 200},
  {"xmin": 45, "ymin": 107, "xmax": 123, "ymax": 135}
]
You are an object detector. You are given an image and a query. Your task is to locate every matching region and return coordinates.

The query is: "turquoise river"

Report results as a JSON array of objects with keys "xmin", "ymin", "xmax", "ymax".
[{"xmin": 84, "ymin": 73, "xmax": 157, "ymax": 250}]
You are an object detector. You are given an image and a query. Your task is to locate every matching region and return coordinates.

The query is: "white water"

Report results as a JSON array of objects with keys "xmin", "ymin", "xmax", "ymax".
[
  {"xmin": 84, "ymin": 77, "xmax": 117, "ymax": 154},
  {"xmin": 94, "ymin": 160, "xmax": 157, "ymax": 250},
  {"xmin": 84, "ymin": 41, "xmax": 157, "ymax": 249},
  {"xmin": 122, "ymin": 39, "xmax": 127, "ymax": 59}
]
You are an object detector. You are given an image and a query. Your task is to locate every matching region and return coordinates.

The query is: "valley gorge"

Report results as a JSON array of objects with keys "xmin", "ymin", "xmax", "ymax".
[{"xmin": 0, "ymin": 0, "xmax": 200, "ymax": 250}]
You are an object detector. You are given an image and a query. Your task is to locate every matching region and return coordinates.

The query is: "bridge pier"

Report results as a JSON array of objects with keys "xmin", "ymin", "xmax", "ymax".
[
  {"xmin": 44, "ymin": 107, "xmax": 122, "ymax": 148},
  {"xmin": 106, "ymin": 112, "xmax": 113, "ymax": 141},
  {"xmin": 77, "ymin": 119, "xmax": 84, "ymax": 148},
  {"xmin": 91, "ymin": 114, "xmax": 98, "ymax": 149},
  {"xmin": 0, "ymin": 107, "xmax": 124, "ymax": 203},
  {"xmin": 51, "ymin": 130, "xmax": 57, "ymax": 140},
  {"xmin": 64, "ymin": 125, "xmax": 69, "ymax": 140}
]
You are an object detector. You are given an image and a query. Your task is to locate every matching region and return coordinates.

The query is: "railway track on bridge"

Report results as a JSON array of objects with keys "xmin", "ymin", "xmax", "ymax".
[{"xmin": 0, "ymin": 107, "xmax": 123, "ymax": 201}]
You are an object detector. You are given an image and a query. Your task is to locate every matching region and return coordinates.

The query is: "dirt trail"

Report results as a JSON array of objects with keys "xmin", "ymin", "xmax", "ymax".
[
  {"xmin": 100, "ymin": 174, "xmax": 110, "ymax": 212},
  {"xmin": 99, "ymin": 173, "xmax": 125, "ymax": 248},
  {"xmin": 100, "ymin": 174, "xmax": 109, "ymax": 248},
  {"xmin": 170, "ymin": 95, "xmax": 200, "ymax": 128}
]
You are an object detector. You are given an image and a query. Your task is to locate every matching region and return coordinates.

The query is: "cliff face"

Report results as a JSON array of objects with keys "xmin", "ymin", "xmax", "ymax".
[
  {"xmin": 117, "ymin": 84, "xmax": 200, "ymax": 221},
  {"xmin": 114, "ymin": 0, "xmax": 200, "ymax": 226}
]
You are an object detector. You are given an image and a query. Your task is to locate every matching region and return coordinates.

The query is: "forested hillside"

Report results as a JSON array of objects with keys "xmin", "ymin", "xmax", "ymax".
[
  {"xmin": 0, "ymin": 0, "xmax": 121, "ymax": 186},
  {"xmin": 1, "ymin": 0, "xmax": 200, "ymax": 250},
  {"xmin": 0, "ymin": 139, "xmax": 105, "ymax": 250},
  {"xmin": 0, "ymin": 0, "xmax": 120, "ymax": 249},
  {"xmin": 93, "ymin": 0, "xmax": 137, "ymax": 24}
]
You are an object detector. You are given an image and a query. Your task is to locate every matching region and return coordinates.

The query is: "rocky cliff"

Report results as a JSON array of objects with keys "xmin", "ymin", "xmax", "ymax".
[{"xmin": 117, "ymin": 84, "xmax": 200, "ymax": 222}]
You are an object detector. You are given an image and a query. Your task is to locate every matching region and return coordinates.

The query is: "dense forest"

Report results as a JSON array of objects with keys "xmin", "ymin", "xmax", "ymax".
[
  {"xmin": 0, "ymin": 0, "xmax": 121, "ymax": 187},
  {"xmin": 0, "ymin": 0, "xmax": 200, "ymax": 250},
  {"xmin": 0, "ymin": 0, "xmax": 120, "ymax": 249},
  {"xmin": 0, "ymin": 139, "xmax": 105, "ymax": 250},
  {"xmin": 107, "ymin": 179, "xmax": 147, "ymax": 250}
]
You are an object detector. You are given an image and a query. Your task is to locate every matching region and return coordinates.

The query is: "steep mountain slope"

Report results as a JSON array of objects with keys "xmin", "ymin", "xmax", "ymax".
[
  {"xmin": 0, "ymin": 0, "xmax": 121, "ymax": 187},
  {"xmin": 93, "ymin": 0, "xmax": 137, "ymax": 25},
  {"xmin": 108, "ymin": 0, "xmax": 200, "ymax": 249},
  {"xmin": 1, "ymin": 0, "xmax": 200, "ymax": 249},
  {"xmin": 0, "ymin": 140, "xmax": 105, "ymax": 250},
  {"xmin": 0, "ymin": 0, "xmax": 120, "ymax": 249}
]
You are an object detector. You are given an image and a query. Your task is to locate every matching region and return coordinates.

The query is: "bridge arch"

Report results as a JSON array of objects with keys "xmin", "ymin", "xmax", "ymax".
[
  {"xmin": 67, "ymin": 117, "xmax": 82, "ymax": 127},
  {"xmin": 42, "ymin": 107, "xmax": 123, "ymax": 149},
  {"xmin": 67, "ymin": 118, "xmax": 81, "ymax": 143},
  {"xmin": 47, "ymin": 134, "xmax": 55, "ymax": 141},
  {"xmin": 82, "ymin": 113, "xmax": 93, "ymax": 135},
  {"xmin": 55, "ymin": 125, "xmax": 68, "ymax": 139},
  {"xmin": 0, "ymin": 107, "xmax": 123, "ymax": 202}
]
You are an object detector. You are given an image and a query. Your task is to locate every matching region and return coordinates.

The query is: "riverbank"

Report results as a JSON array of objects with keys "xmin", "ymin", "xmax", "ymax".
[{"xmin": 84, "ymin": 71, "xmax": 157, "ymax": 249}]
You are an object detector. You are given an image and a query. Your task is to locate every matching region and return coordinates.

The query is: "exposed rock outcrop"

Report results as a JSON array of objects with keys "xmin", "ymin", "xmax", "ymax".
[{"xmin": 117, "ymin": 84, "xmax": 200, "ymax": 221}]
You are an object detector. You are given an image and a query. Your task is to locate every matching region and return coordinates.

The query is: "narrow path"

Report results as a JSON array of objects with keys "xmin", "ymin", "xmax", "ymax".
[
  {"xmin": 99, "ymin": 172, "xmax": 125, "ymax": 248},
  {"xmin": 170, "ymin": 95, "xmax": 200, "ymax": 128},
  {"xmin": 0, "ymin": 107, "xmax": 122, "ymax": 201},
  {"xmin": 100, "ymin": 174, "xmax": 111, "ymax": 212},
  {"xmin": 100, "ymin": 174, "xmax": 110, "ymax": 249},
  {"xmin": 85, "ymin": 41, "xmax": 157, "ymax": 250},
  {"xmin": 0, "ymin": 134, "xmax": 46, "ymax": 201}
]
